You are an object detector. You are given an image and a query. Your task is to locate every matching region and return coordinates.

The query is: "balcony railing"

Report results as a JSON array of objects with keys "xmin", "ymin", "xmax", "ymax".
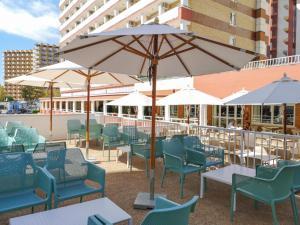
[{"xmin": 243, "ymin": 55, "xmax": 300, "ymax": 70}]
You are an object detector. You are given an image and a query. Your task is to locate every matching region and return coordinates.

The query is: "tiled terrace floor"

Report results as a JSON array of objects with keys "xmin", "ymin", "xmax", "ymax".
[{"xmin": 1, "ymin": 143, "xmax": 298, "ymax": 225}]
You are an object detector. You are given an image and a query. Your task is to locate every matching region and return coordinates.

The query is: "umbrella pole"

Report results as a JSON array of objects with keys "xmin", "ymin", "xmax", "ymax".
[
  {"xmin": 149, "ymin": 34, "xmax": 158, "ymax": 201},
  {"xmin": 283, "ymin": 103, "xmax": 287, "ymax": 159},
  {"xmin": 49, "ymin": 82, "xmax": 53, "ymax": 141},
  {"xmin": 86, "ymin": 75, "xmax": 91, "ymax": 159}
]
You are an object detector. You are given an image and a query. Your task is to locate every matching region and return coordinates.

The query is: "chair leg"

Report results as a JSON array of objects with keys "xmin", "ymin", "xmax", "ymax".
[
  {"xmin": 31, "ymin": 206, "xmax": 34, "ymax": 213},
  {"xmin": 180, "ymin": 174, "xmax": 185, "ymax": 198},
  {"xmin": 254, "ymin": 200, "xmax": 259, "ymax": 209},
  {"xmin": 80, "ymin": 196, "xmax": 83, "ymax": 203},
  {"xmin": 230, "ymin": 189, "xmax": 235, "ymax": 222},
  {"xmin": 290, "ymin": 193, "xmax": 300, "ymax": 225},
  {"xmin": 102, "ymin": 143, "xmax": 105, "ymax": 156},
  {"xmin": 161, "ymin": 167, "xmax": 166, "ymax": 187},
  {"xmin": 271, "ymin": 202, "xmax": 279, "ymax": 225},
  {"xmin": 145, "ymin": 159, "xmax": 149, "ymax": 177}
]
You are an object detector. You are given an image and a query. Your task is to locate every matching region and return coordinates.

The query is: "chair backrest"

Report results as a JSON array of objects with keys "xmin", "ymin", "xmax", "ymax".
[
  {"xmin": 67, "ymin": 119, "xmax": 82, "ymax": 131},
  {"xmin": 14, "ymin": 127, "xmax": 43, "ymax": 145},
  {"xmin": 0, "ymin": 128, "xmax": 11, "ymax": 147},
  {"xmin": 141, "ymin": 196, "xmax": 198, "ymax": 225},
  {"xmin": 171, "ymin": 134, "xmax": 188, "ymax": 144},
  {"xmin": 155, "ymin": 136, "xmax": 166, "ymax": 156},
  {"xmin": 270, "ymin": 163, "xmax": 300, "ymax": 198},
  {"xmin": 163, "ymin": 138, "xmax": 185, "ymax": 158},
  {"xmin": 0, "ymin": 152, "xmax": 37, "ymax": 193},
  {"xmin": 0, "ymin": 144, "xmax": 25, "ymax": 154},
  {"xmin": 277, "ymin": 160, "xmax": 300, "ymax": 189},
  {"xmin": 103, "ymin": 126, "xmax": 119, "ymax": 137},
  {"xmin": 5, "ymin": 121, "xmax": 24, "ymax": 136},
  {"xmin": 86, "ymin": 119, "xmax": 98, "ymax": 125},
  {"xmin": 183, "ymin": 136, "xmax": 201, "ymax": 150},
  {"xmin": 45, "ymin": 148, "xmax": 88, "ymax": 184}
]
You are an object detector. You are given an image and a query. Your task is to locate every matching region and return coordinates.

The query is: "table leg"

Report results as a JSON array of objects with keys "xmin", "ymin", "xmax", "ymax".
[
  {"xmin": 127, "ymin": 152, "xmax": 130, "ymax": 168},
  {"xmin": 233, "ymin": 192, "xmax": 236, "ymax": 212},
  {"xmin": 200, "ymin": 174, "xmax": 204, "ymax": 198},
  {"xmin": 116, "ymin": 149, "xmax": 119, "ymax": 163}
]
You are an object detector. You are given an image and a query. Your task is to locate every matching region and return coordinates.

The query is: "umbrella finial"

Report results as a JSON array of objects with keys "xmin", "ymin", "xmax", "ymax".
[{"xmin": 154, "ymin": 17, "xmax": 159, "ymax": 24}]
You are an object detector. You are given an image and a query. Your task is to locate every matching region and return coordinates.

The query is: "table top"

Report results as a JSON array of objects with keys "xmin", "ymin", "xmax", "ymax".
[
  {"xmin": 10, "ymin": 198, "xmax": 131, "ymax": 225},
  {"xmin": 202, "ymin": 165, "xmax": 255, "ymax": 185}
]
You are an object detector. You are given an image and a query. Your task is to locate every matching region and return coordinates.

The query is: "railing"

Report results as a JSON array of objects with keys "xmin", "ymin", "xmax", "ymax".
[{"xmin": 243, "ymin": 55, "xmax": 300, "ymax": 70}]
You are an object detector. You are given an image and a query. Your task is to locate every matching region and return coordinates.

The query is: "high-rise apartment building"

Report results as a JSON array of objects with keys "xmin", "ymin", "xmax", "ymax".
[
  {"xmin": 269, "ymin": 0, "xmax": 300, "ymax": 57},
  {"xmin": 59, "ymin": 0, "xmax": 270, "ymax": 58},
  {"xmin": 3, "ymin": 50, "xmax": 33, "ymax": 100},
  {"xmin": 33, "ymin": 43, "xmax": 60, "ymax": 70},
  {"xmin": 3, "ymin": 43, "xmax": 59, "ymax": 100}
]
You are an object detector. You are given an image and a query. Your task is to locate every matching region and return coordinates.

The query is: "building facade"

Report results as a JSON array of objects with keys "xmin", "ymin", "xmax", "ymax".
[
  {"xmin": 3, "ymin": 43, "xmax": 59, "ymax": 100},
  {"xmin": 33, "ymin": 43, "xmax": 60, "ymax": 71},
  {"xmin": 59, "ymin": 0, "xmax": 270, "ymax": 58},
  {"xmin": 269, "ymin": 0, "xmax": 300, "ymax": 57},
  {"xmin": 3, "ymin": 50, "xmax": 33, "ymax": 100}
]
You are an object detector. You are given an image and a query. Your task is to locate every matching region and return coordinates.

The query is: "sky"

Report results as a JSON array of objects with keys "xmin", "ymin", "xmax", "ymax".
[{"xmin": 0, "ymin": 0, "xmax": 60, "ymax": 84}]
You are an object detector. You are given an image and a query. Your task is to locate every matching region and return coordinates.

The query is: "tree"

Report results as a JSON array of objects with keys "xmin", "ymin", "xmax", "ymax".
[
  {"xmin": 21, "ymin": 86, "xmax": 46, "ymax": 102},
  {"xmin": 0, "ymin": 85, "xmax": 6, "ymax": 102}
]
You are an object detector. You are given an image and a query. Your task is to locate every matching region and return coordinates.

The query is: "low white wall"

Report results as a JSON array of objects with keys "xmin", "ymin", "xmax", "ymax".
[{"xmin": 0, "ymin": 113, "xmax": 93, "ymax": 141}]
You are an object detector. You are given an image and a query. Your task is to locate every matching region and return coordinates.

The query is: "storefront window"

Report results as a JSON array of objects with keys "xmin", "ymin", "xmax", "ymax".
[
  {"xmin": 252, "ymin": 104, "xmax": 294, "ymax": 126},
  {"xmin": 170, "ymin": 105, "xmax": 178, "ymax": 117},
  {"xmin": 212, "ymin": 105, "xmax": 243, "ymax": 128}
]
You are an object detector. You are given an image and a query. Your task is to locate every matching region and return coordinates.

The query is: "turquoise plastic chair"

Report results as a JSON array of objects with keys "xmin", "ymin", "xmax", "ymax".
[
  {"xmin": 130, "ymin": 136, "xmax": 165, "ymax": 176},
  {"xmin": 0, "ymin": 152, "xmax": 52, "ymax": 213},
  {"xmin": 67, "ymin": 119, "xmax": 84, "ymax": 143},
  {"xmin": 122, "ymin": 125, "xmax": 149, "ymax": 144},
  {"xmin": 87, "ymin": 196, "xmax": 199, "ymax": 225},
  {"xmin": 102, "ymin": 126, "xmax": 127, "ymax": 161},
  {"xmin": 45, "ymin": 148, "xmax": 105, "ymax": 208},
  {"xmin": 162, "ymin": 139, "xmax": 202, "ymax": 198},
  {"xmin": 0, "ymin": 128, "xmax": 14, "ymax": 147},
  {"xmin": 4, "ymin": 121, "xmax": 24, "ymax": 137},
  {"xmin": 13, "ymin": 127, "xmax": 45, "ymax": 152},
  {"xmin": 85, "ymin": 119, "xmax": 103, "ymax": 142},
  {"xmin": 231, "ymin": 163, "xmax": 300, "ymax": 225}
]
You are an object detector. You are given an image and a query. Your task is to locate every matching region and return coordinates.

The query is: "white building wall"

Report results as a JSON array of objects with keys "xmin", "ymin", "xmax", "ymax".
[{"xmin": 277, "ymin": 0, "xmax": 289, "ymax": 57}]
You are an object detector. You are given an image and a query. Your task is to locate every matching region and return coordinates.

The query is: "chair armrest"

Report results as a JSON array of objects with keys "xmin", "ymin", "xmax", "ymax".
[
  {"xmin": 42, "ymin": 168, "xmax": 58, "ymax": 195},
  {"xmin": 186, "ymin": 149, "xmax": 206, "ymax": 166},
  {"xmin": 88, "ymin": 215, "xmax": 113, "ymax": 225},
  {"xmin": 232, "ymin": 173, "xmax": 273, "ymax": 190},
  {"xmin": 155, "ymin": 197, "xmax": 180, "ymax": 209},
  {"xmin": 87, "ymin": 163, "xmax": 106, "ymax": 190},
  {"xmin": 36, "ymin": 167, "xmax": 52, "ymax": 199},
  {"xmin": 164, "ymin": 152, "xmax": 184, "ymax": 169},
  {"xmin": 256, "ymin": 165, "xmax": 279, "ymax": 179},
  {"xmin": 102, "ymin": 135, "xmax": 110, "ymax": 144}
]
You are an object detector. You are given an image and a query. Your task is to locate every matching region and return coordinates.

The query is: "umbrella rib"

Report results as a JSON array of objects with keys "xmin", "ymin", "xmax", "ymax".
[
  {"xmin": 108, "ymin": 73, "xmax": 122, "ymax": 84},
  {"xmin": 129, "ymin": 75, "xmax": 143, "ymax": 82},
  {"xmin": 164, "ymin": 35, "xmax": 191, "ymax": 75},
  {"xmin": 73, "ymin": 70, "xmax": 89, "ymax": 77},
  {"xmin": 159, "ymin": 36, "xmax": 196, "ymax": 59},
  {"xmin": 161, "ymin": 46, "xmax": 196, "ymax": 59},
  {"xmin": 139, "ymin": 35, "xmax": 154, "ymax": 75},
  {"xmin": 172, "ymin": 34, "xmax": 239, "ymax": 69},
  {"xmin": 52, "ymin": 70, "xmax": 72, "ymax": 81},
  {"xmin": 112, "ymin": 38, "xmax": 151, "ymax": 58},
  {"xmin": 132, "ymin": 35, "xmax": 152, "ymax": 56},
  {"xmin": 61, "ymin": 35, "xmax": 123, "ymax": 54},
  {"xmin": 157, "ymin": 35, "xmax": 165, "ymax": 54},
  {"xmin": 92, "ymin": 37, "xmax": 147, "ymax": 68}
]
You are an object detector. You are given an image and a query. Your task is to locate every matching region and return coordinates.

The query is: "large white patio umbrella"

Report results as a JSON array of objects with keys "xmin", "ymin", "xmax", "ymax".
[
  {"xmin": 27, "ymin": 60, "xmax": 141, "ymax": 159},
  {"xmin": 157, "ymin": 87, "xmax": 222, "ymax": 124},
  {"xmin": 107, "ymin": 91, "xmax": 152, "ymax": 107},
  {"xmin": 5, "ymin": 75, "xmax": 83, "ymax": 139},
  {"xmin": 221, "ymin": 88, "xmax": 249, "ymax": 103},
  {"xmin": 60, "ymin": 22, "xmax": 255, "ymax": 208},
  {"xmin": 226, "ymin": 74, "xmax": 300, "ymax": 134}
]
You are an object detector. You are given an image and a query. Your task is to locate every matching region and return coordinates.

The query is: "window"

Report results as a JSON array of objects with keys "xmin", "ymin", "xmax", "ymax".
[
  {"xmin": 170, "ymin": 105, "xmax": 178, "ymax": 117},
  {"xmin": 229, "ymin": 12, "xmax": 237, "ymax": 26},
  {"xmin": 229, "ymin": 36, "xmax": 236, "ymax": 46},
  {"xmin": 212, "ymin": 105, "xmax": 243, "ymax": 128},
  {"xmin": 251, "ymin": 105, "xmax": 295, "ymax": 126}
]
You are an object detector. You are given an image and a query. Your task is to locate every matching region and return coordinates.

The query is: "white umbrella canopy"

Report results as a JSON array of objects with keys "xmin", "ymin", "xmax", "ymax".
[
  {"xmin": 226, "ymin": 74, "xmax": 300, "ymax": 134},
  {"xmin": 107, "ymin": 92, "xmax": 152, "ymax": 106},
  {"xmin": 60, "ymin": 22, "xmax": 256, "ymax": 207},
  {"xmin": 226, "ymin": 74, "xmax": 300, "ymax": 105},
  {"xmin": 221, "ymin": 88, "xmax": 249, "ymax": 104},
  {"xmin": 5, "ymin": 74, "xmax": 83, "ymax": 89},
  {"xmin": 61, "ymin": 24, "xmax": 255, "ymax": 79},
  {"xmin": 157, "ymin": 88, "xmax": 222, "ymax": 106}
]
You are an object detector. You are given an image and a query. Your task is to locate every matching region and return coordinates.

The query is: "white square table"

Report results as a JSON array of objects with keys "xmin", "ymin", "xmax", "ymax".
[
  {"xmin": 10, "ymin": 198, "xmax": 132, "ymax": 225},
  {"xmin": 200, "ymin": 164, "xmax": 255, "ymax": 211},
  {"xmin": 116, "ymin": 145, "xmax": 131, "ymax": 168}
]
